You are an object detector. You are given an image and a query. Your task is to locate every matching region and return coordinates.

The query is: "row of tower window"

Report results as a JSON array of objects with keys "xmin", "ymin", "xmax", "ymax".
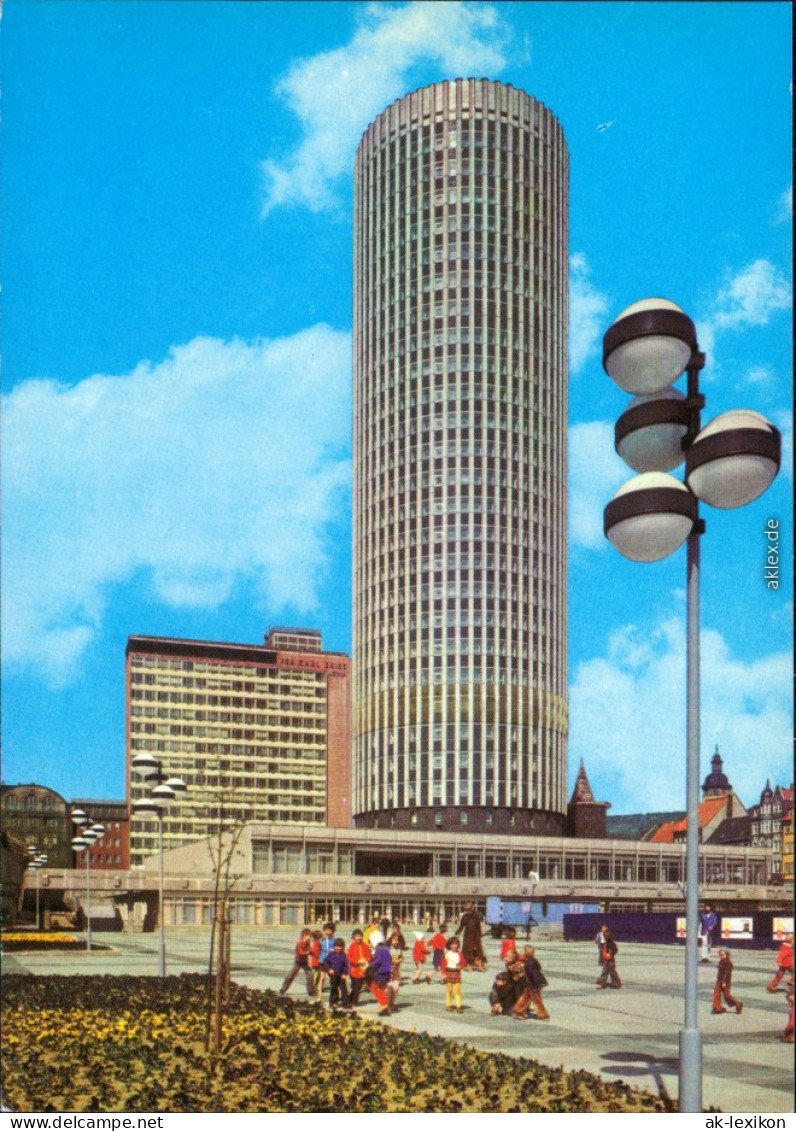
[
  {"xmin": 130, "ymin": 672, "xmax": 324, "ymax": 695},
  {"xmin": 130, "ymin": 688, "xmax": 324, "ymax": 710},
  {"xmin": 362, "ymin": 662, "xmax": 559, "ymax": 681},
  {"xmin": 129, "ymin": 711, "xmax": 325, "ymax": 732}
]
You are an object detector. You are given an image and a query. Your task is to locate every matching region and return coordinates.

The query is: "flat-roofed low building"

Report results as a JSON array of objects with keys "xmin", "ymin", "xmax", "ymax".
[
  {"xmin": 126, "ymin": 628, "xmax": 351, "ymax": 867},
  {"xmin": 128, "ymin": 821, "xmax": 781, "ymax": 929}
]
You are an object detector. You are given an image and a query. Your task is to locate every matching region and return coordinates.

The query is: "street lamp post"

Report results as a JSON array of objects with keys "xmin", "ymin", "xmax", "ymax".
[
  {"xmin": 71, "ymin": 810, "xmax": 105, "ymax": 952},
  {"xmin": 26, "ymin": 846, "xmax": 48, "ymax": 929},
  {"xmin": 602, "ymin": 298, "xmax": 781, "ymax": 1113},
  {"xmin": 130, "ymin": 753, "xmax": 187, "ymax": 977}
]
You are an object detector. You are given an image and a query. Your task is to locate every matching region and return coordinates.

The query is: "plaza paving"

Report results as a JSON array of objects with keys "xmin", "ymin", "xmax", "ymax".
[{"xmin": 2, "ymin": 926, "xmax": 793, "ymax": 1113}]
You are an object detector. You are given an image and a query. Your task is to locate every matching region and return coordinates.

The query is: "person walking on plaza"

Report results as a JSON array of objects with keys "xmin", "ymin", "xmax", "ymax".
[
  {"xmin": 368, "ymin": 931, "xmax": 393, "ymax": 1015},
  {"xmin": 324, "ymin": 938, "xmax": 352, "ymax": 1011},
  {"xmin": 503, "ymin": 949, "xmax": 530, "ymax": 1017},
  {"xmin": 346, "ymin": 928, "xmax": 372, "ymax": 1007},
  {"xmin": 386, "ymin": 928, "xmax": 405, "ymax": 1012},
  {"xmin": 443, "ymin": 936, "xmax": 464, "ymax": 1013},
  {"xmin": 712, "ymin": 948, "xmax": 743, "ymax": 1014},
  {"xmin": 520, "ymin": 946, "xmax": 550, "ymax": 1020},
  {"xmin": 456, "ymin": 902, "xmax": 486, "ymax": 971},
  {"xmin": 412, "ymin": 932, "xmax": 432, "ymax": 983},
  {"xmin": 779, "ymin": 989, "xmax": 794, "ymax": 1043},
  {"xmin": 430, "ymin": 924, "xmax": 448, "ymax": 983},
  {"xmin": 700, "ymin": 904, "xmax": 718, "ymax": 963},
  {"xmin": 767, "ymin": 934, "xmax": 794, "ymax": 993},
  {"xmin": 279, "ymin": 927, "xmax": 316, "ymax": 998},
  {"xmin": 595, "ymin": 925, "xmax": 607, "ymax": 967},
  {"xmin": 596, "ymin": 927, "xmax": 622, "ymax": 989},
  {"xmin": 315, "ymin": 922, "xmax": 336, "ymax": 1001}
]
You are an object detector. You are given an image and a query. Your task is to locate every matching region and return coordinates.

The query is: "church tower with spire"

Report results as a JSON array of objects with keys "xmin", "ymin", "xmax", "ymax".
[
  {"xmin": 702, "ymin": 745, "xmax": 732, "ymax": 798},
  {"xmin": 567, "ymin": 760, "xmax": 611, "ymax": 839}
]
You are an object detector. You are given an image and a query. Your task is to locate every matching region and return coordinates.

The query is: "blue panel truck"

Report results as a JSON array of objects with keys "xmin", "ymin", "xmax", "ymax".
[
  {"xmin": 486, "ymin": 895, "xmax": 539, "ymax": 938},
  {"xmin": 487, "ymin": 895, "xmax": 602, "ymax": 938}
]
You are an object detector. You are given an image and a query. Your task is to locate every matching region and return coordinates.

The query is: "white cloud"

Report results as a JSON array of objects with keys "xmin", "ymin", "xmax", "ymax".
[
  {"xmin": 1, "ymin": 326, "xmax": 352, "ymax": 685},
  {"xmin": 568, "ymin": 253, "xmax": 609, "ymax": 375},
  {"xmin": 261, "ymin": 1, "xmax": 508, "ymax": 215},
  {"xmin": 709, "ymin": 259, "xmax": 792, "ymax": 332},
  {"xmin": 697, "ymin": 258, "xmax": 791, "ymax": 380},
  {"xmin": 570, "ymin": 614, "xmax": 793, "ymax": 812},
  {"xmin": 568, "ymin": 420, "xmax": 627, "ymax": 549},
  {"xmin": 742, "ymin": 364, "xmax": 775, "ymax": 387}
]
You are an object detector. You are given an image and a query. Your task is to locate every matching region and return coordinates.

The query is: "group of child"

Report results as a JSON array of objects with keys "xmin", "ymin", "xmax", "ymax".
[
  {"xmin": 279, "ymin": 919, "xmax": 552, "ymax": 1019},
  {"xmin": 279, "ymin": 919, "xmax": 487, "ymax": 1015},
  {"xmin": 488, "ymin": 928, "xmax": 551, "ymax": 1020}
]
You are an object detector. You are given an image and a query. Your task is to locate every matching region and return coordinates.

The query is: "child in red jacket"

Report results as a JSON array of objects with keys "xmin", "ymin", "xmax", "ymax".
[
  {"xmin": 411, "ymin": 932, "xmax": 432, "ymax": 983},
  {"xmin": 767, "ymin": 934, "xmax": 794, "ymax": 993},
  {"xmin": 499, "ymin": 927, "xmax": 518, "ymax": 960},
  {"xmin": 346, "ymin": 928, "xmax": 372, "ymax": 1007}
]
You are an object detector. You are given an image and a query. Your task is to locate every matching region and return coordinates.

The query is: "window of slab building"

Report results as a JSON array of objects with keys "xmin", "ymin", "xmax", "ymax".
[
  {"xmin": 564, "ymin": 856, "xmax": 586, "ymax": 881},
  {"xmin": 456, "ymin": 852, "xmax": 481, "ymax": 877},
  {"xmin": 661, "ymin": 859, "xmax": 682, "ymax": 884},
  {"xmin": 615, "ymin": 858, "xmax": 635, "ymax": 883},
  {"xmin": 484, "ymin": 853, "xmax": 508, "ymax": 879},
  {"xmin": 538, "ymin": 855, "xmax": 561, "ymax": 880},
  {"xmin": 638, "ymin": 857, "xmax": 660, "ymax": 883},
  {"xmin": 336, "ymin": 849, "xmax": 354, "ymax": 876},
  {"xmin": 271, "ymin": 842, "xmax": 303, "ymax": 874},
  {"xmin": 589, "ymin": 857, "xmax": 611, "ymax": 881},
  {"xmin": 305, "ymin": 846, "xmax": 335, "ymax": 874},
  {"xmin": 512, "ymin": 856, "xmax": 536, "ymax": 880},
  {"xmin": 435, "ymin": 852, "xmax": 453, "ymax": 876}
]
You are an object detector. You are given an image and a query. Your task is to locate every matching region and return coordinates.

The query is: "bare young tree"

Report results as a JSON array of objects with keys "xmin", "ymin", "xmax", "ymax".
[{"xmin": 201, "ymin": 788, "xmax": 249, "ymax": 1055}]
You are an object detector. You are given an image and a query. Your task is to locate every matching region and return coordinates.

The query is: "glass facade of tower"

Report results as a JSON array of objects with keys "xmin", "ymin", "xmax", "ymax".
[{"xmin": 353, "ymin": 80, "xmax": 569, "ymax": 835}]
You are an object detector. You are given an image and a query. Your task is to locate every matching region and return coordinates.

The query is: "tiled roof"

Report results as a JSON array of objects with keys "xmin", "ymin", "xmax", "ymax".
[
  {"xmin": 706, "ymin": 815, "xmax": 751, "ymax": 845},
  {"xmin": 650, "ymin": 794, "xmax": 730, "ymax": 843}
]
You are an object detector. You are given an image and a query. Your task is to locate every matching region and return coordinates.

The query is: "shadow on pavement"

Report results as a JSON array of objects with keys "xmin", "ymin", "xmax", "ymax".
[{"xmin": 601, "ymin": 1051, "xmax": 679, "ymax": 1111}]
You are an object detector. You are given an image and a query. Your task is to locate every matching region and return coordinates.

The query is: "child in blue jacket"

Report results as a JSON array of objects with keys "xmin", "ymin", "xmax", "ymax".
[{"xmin": 324, "ymin": 937, "xmax": 352, "ymax": 1011}]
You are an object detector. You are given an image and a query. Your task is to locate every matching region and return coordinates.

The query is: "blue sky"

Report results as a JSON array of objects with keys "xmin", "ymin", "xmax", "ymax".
[{"xmin": 2, "ymin": 1, "xmax": 792, "ymax": 814}]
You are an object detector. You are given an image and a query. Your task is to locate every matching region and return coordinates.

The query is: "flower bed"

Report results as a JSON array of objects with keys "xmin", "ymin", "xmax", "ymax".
[
  {"xmin": 1, "ymin": 933, "xmax": 110, "ymax": 952},
  {"xmin": 1, "ymin": 974, "xmax": 668, "ymax": 1113}
]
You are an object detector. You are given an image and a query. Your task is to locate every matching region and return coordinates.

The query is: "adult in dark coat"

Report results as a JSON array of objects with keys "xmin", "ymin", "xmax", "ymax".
[{"xmin": 456, "ymin": 902, "xmax": 486, "ymax": 970}]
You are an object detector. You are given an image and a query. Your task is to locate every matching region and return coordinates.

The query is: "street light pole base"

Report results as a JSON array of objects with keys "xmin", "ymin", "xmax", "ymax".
[{"xmin": 679, "ymin": 1027, "xmax": 703, "ymax": 1113}]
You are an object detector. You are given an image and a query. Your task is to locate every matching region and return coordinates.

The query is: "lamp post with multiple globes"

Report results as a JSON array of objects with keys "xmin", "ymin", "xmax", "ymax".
[
  {"xmin": 130, "ymin": 753, "xmax": 187, "ymax": 977},
  {"xmin": 601, "ymin": 297, "xmax": 781, "ymax": 1113},
  {"xmin": 70, "ymin": 810, "xmax": 105, "ymax": 952},
  {"xmin": 26, "ymin": 846, "xmax": 48, "ymax": 929}
]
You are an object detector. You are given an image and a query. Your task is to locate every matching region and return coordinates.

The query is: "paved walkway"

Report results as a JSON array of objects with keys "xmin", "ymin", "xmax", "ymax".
[{"xmin": 3, "ymin": 927, "xmax": 793, "ymax": 1113}]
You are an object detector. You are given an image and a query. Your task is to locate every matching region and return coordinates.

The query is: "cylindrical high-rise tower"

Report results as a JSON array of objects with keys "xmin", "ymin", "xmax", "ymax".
[{"xmin": 353, "ymin": 79, "xmax": 568, "ymax": 835}]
